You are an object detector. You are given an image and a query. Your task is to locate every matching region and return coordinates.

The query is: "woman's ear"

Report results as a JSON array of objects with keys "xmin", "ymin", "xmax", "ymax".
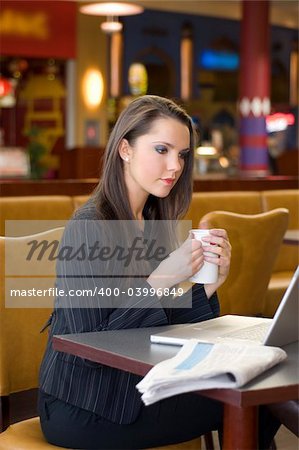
[{"xmin": 118, "ymin": 139, "xmax": 131, "ymax": 163}]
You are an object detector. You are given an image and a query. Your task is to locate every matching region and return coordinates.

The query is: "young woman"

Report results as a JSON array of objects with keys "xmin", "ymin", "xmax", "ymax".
[{"xmin": 38, "ymin": 95, "xmax": 278, "ymax": 449}]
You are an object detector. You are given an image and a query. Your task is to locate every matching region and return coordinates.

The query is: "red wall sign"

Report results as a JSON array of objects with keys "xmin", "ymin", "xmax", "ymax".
[{"xmin": 0, "ymin": 1, "xmax": 77, "ymax": 59}]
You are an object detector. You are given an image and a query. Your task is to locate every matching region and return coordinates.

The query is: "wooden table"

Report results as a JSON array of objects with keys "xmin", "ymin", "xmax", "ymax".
[
  {"xmin": 284, "ymin": 230, "xmax": 299, "ymax": 245},
  {"xmin": 53, "ymin": 327, "xmax": 298, "ymax": 450}
]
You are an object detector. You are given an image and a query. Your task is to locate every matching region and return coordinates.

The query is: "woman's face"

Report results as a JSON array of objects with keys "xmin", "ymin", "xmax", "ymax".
[{"xmin": 122, "ymin": 117, "xmax": 190, "ymax": 201}]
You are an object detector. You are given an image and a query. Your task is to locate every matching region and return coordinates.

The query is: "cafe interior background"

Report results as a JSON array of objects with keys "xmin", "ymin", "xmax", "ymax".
[{"xmin": 0, "ymin": 0, "xmax": 298, "ymax": 181}]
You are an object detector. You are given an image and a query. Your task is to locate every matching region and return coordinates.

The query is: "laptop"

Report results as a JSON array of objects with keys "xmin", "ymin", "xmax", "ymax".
[{"xmin": 151, "ymin": 266, "xmax": 299, "ymax": 347}]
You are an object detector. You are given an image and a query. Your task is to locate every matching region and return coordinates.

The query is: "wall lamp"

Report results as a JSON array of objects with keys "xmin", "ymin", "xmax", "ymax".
[
  {"xmin": 80, "ymin": 2, "xmax": 144, "ymax": 34},
  {"xmin": 82, "ymin": 68, "xmax": 104, "ymax": 108}
]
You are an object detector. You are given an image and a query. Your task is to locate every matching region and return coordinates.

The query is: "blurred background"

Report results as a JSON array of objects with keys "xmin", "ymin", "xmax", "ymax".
[{"xmin": 0, "ymin": 0, "xmax": 298, "ymax": 182}]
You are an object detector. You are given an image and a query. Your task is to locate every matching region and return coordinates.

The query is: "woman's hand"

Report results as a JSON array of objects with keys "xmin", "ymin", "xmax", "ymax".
[
  {"xmin": 200, "ymin": 227, "xmax": 231, "ymax": 298},
  {"xmin": 147, "ymin": 235, "xmax": 205, "ymax": 291}
]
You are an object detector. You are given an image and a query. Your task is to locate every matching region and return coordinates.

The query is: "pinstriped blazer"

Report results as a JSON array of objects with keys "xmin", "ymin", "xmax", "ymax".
[{"xmin": 39, "ymin": 203, "xmax": 220, "ymax": 424}]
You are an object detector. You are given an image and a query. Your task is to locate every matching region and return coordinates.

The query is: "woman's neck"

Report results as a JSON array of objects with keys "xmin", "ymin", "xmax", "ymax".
[
  {"xmin": 129, "ymin": 196, "xmax": 148, "ymax": 221},
  {"xmin": 131, "ymin": 207, "xmax": 145, "ymax": 232}
]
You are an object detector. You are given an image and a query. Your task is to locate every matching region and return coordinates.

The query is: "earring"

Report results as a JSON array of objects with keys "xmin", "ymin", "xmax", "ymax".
[{"xmin": 124, "ymin": 157, "xmax": 129, "ymax": 162}]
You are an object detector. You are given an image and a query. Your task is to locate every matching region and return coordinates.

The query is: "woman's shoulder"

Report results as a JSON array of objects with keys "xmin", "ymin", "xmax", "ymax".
[
  {"xmin": 62, "ymin": 200, "xmax": 103, "ymax": 245},
  {"xmin": 61, "ymin": 199, "xmax": 101, "ymax": 243},
  {"xmin": 72, "ymin": 198, "xmax": 100, "ymax": 221}
]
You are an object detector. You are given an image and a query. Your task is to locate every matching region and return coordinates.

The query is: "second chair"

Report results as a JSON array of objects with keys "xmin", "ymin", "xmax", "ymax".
[{"xmin": 199, "ymin": 208, "xmax": 289, "ymax": 317}]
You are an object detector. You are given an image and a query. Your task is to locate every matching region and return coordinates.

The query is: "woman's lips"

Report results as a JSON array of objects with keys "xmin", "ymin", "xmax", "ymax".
[{"xmin": 161, "ymin": 178, "xmax": 175, "ymax": 186}]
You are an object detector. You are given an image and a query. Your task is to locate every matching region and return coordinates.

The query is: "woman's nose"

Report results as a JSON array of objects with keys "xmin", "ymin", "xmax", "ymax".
[{"xmin": 167, "ymin": 154, "xmax": 182, "ymax": 172}]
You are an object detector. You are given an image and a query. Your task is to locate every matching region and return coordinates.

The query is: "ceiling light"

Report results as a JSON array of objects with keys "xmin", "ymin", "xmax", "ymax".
[
  {"xmin": 80, "ymin": 2, "xmax": 144, "ymax": 16},
  {"xmin": 80, "ymin": 2, "xmax": 144, "ymax": 34}
]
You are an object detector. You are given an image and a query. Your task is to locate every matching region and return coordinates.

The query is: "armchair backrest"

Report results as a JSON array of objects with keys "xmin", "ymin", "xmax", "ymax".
[
  {"xmin": 0, "ymin": 227, "xmax": 64, "ymax": 397},
  {"xmin": 199, "ymin": 208, "xmax": 289, "ymax": 316},
  {"xmin": 184, "ymin": 191, "xmax": 262, "ymax": 229},
  {"xmin": 0, "ymin": 196, "xmax": 72, "ymax": 236}
]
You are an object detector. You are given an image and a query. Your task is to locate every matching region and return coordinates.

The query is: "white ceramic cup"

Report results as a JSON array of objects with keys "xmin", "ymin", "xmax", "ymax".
[{"xmin": 189, "ymin": 229, "xmax": 218, "ymax": 284}]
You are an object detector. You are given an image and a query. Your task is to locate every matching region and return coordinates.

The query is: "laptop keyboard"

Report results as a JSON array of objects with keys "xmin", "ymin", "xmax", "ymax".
[{"xmin": 221, "ymin": 322, "xmax": 271, "ymax": 342}]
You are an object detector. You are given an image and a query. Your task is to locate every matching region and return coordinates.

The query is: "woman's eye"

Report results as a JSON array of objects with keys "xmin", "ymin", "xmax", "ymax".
[{"xmin": 154, "ymin": 145, "xmax": 167, "ymax": 154}]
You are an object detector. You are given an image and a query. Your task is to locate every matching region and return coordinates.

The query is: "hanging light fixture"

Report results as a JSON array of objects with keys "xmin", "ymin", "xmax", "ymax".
[
  {"xmin": 101, "ymin": 16, "xmax": 123, "ymax": 33},
  {"xmin": 80, "ymin": 2, "xmax": 144, "ymax": 34}
]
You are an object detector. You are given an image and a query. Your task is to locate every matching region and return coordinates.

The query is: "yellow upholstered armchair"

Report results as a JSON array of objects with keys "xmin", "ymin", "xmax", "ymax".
[
  {"xmin": 199, "ymin": 208, "xmax": 289, "ymax": 317},
  {"xmin": 0, "ymin": 196, "xmax": 73, "ymax": 236},
  {"xmin": 0, "ymin": 228, "xmax": 64, "ymax": 449}
]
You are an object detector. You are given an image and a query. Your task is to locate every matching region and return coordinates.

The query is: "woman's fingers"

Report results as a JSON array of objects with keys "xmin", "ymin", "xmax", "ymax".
[
  {"xmin": 198, "ymin": 229, "xmax": 231, "ymax": 276},
  {"xmin": 181, "ymin": 238, "xmax": 204, "ymax": 275}
]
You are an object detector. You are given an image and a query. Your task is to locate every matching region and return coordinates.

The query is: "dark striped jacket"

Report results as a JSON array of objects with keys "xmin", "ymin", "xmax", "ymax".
[{"xmin": 39, "ymin": 205, "xmax": 220, "ymax": 424}]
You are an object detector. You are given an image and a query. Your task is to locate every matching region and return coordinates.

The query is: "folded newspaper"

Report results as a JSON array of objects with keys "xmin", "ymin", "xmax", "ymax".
[{"xmin": 136, "ymin": 339, "xmax": 287, "ymax": 405}]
